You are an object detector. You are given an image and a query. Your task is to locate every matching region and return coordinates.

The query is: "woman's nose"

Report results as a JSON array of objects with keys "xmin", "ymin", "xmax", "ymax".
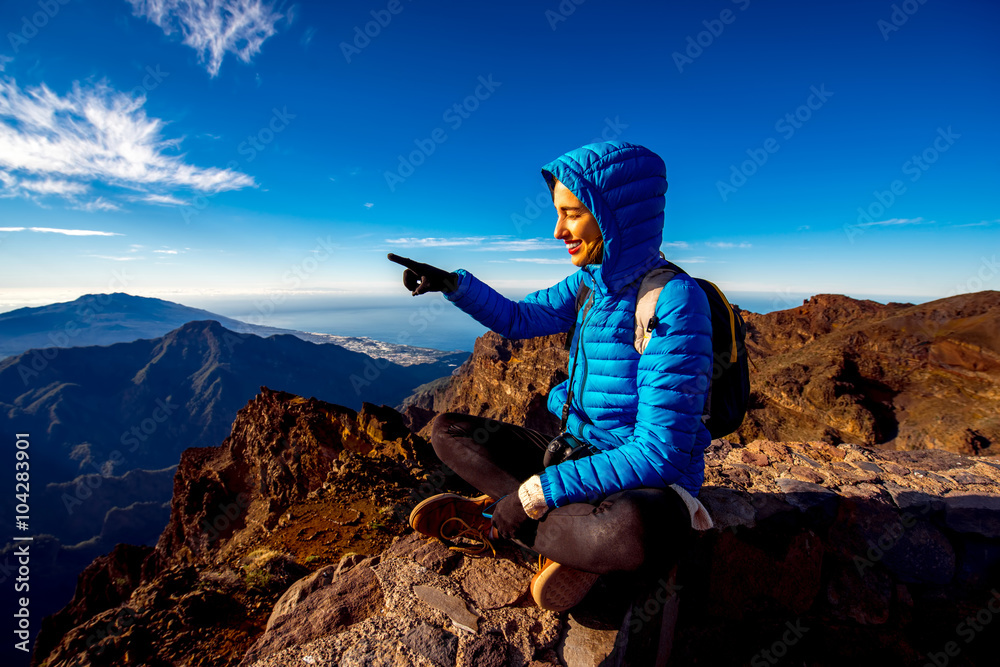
[{"xmin": 553, "ymin": 217, "xmax": 568, "ymax": 239}]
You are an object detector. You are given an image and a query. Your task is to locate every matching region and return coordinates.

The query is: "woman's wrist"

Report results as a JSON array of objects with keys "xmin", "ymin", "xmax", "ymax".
[{"xmin": 518, "ymin": 475, "xmax": 550, "ymax": 519}]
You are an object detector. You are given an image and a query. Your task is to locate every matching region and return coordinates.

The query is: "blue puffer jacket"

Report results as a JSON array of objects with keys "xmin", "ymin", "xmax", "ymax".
[{"xmin": 444, "ymin": 141, "xmax": 713, "ymax": 506}]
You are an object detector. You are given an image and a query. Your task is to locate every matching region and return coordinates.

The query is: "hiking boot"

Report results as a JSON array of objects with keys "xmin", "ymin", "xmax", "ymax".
[
  {"xmin": 531, "ymin": 556, "xmax": 600, "ymax": 611},
  {"xmin": 409, "ymin": 493, "xmax": 496, "ymax": 556}
]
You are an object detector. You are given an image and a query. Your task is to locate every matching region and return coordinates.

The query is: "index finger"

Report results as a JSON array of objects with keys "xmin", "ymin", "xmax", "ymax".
[{"xmin": 387, "ymin": 253, "xmax": 421, "ymax": 269}]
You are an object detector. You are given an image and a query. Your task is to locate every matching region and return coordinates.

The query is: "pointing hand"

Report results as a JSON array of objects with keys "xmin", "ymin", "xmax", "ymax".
[{"xmin": 387, "ymin": 253, "xmax": 460, "ymax": 296}]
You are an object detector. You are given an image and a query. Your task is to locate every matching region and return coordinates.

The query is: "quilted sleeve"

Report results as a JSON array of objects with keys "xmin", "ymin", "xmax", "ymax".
[
  {"xmin": 538, "ymin": 276, "xmax": 713, "ymax": 506},
  {"xmin": 443, "ymin": 268, "xmax": 584, "ymax": 339}
]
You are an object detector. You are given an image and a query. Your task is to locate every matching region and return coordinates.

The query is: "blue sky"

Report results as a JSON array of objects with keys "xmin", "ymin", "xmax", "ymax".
[{"xmin": 1, "ymin": 0, "xmax": 998, "ymax": 321}]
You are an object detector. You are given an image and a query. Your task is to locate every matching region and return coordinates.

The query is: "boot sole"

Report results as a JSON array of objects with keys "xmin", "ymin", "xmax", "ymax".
[
  {"xmin": 408, "ymin": 493, "xmax": 492, "ymax": 540},
  {"xmin": 531, "ymin": 561, "xmax": 600, "ymax": 612}
]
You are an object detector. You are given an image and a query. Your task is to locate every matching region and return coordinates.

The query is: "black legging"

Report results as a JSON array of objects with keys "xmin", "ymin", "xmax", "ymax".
[{"xmin": 429, "ymin": 411, "xmax": 693, "ymax": 575}]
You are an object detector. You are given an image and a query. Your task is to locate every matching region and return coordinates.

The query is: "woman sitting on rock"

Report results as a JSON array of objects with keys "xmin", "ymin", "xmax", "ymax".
[{"xmin": 388, "ymin": 140, "xmax": 714, "ymax": 612}]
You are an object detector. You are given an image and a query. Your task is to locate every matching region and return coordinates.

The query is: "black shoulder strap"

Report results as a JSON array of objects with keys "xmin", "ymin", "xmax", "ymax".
[
  {"xmin": 564, "ymin": 281, "xmax": 592, "ymax": 350},
  {"xmin": 560, "ymin": 289, "xmax": 595, "ymax": 432}
]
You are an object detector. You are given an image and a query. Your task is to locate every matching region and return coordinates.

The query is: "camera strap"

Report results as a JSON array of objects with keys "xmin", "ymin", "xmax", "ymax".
[{"xmin": 560, "ymin": 290, "xmax": 595, "ymax": 433}]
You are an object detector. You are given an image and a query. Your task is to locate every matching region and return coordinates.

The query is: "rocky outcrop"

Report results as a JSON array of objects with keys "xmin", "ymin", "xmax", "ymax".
[
  {"xmin": 34, "ymin": 382, "xmax": 1000, "ymax": 667},
  {"xmin": 33, "ymin": 388, "xmax": 445, "ymax": 667},
  {"xmin": 399, "ymin": 330, "xmax": 568, "ymax": 440},
  {"xmin": 32, "ymin": 292, "xmax": 1000, "ymax": 665},
  {"xmin": 403, "ymin": 292, "xmax": 1000, "ymax": 456},
  {"xmin": 739, "ymin": 291, "xmax": 1000, "ymax": 454}
]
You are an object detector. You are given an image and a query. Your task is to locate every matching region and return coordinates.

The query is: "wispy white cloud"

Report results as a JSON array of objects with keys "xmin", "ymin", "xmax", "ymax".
[
  {"xmin": 674, "ymin": 257, "xmax": 707, "ymax": 264},
  {"xmin": 363, "ymin": 202, "xmax": 374, "ymax": 209},
  {"xmin": 947, "ymin": 218, "xmax": 1000, "ymax": 229},
  {"xmin": 85, "ymin": 254, "xmax": 144, "ymax": 261},
  {"xmin": 133, "ymin": 193, "xmax": 187, "ymax": 206},
  {"xmin": 852, "ymin": 217, "xmax": 932, "ymax": 229},
  {"xmin": 154, "ymin": 248, "xmax": 180, "ymax": 254},
  {"xmin": 706, "ymin": 242, "xmax": 753, "ymax": 248},
  {"xmin": 385, "ymin": 237, "xmax": 482, "ymax": 248},
  {"xmin": 301, "ymin": 26, "xmax": 318, "ymax": 48},
  {"xmin": 0, "ymin": 76, "xmax": 255, "ymax": 208},
  {"xmin": 0, "ymin": 226, "xmax": 122, "ymax": 236},
  {"xmin": 71, "ymin": 197, "xmax": 124, "ymax": 212},
  {"xmin": 127, "ymin": 0, "xmax": 285, "ymax": 77},
  {"xmin": 385, "ymin": 236, "xmax": 561, "ymax": 252},
  {"xmin": 487, "ymin": 239, "xmax": 558, "ymax": 252},
  {"xmin": 662, "ymin": 241, "xmax": 689, "ymax": 249},
  {"xmin": 506, "ymin": 258, "xmax": 570, "ymax": 265},
  {"xmin": 19, "ymin": 178, "xmax": 89, "ymax": 195}
]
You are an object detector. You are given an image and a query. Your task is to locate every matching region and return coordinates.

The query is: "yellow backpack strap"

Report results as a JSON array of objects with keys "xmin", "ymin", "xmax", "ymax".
[
  {"xmin": 634, "ymin": 268, "xmax": 677, "ymax": 354},
  {"xmin": 701, "ymin": 279, "xmax": 738, "ymax": 364}
]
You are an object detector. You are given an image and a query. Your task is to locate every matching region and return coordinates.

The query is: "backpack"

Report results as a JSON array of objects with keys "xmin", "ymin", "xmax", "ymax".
[{"xmin": 564, "ymin": 257, "xmax": 750, "ymax": 439}]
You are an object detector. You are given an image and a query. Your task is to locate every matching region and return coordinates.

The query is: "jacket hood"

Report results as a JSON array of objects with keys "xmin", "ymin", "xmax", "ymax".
[{"xmin": 541, "ymin": 141, "xmax": 668, "ymax": 294}]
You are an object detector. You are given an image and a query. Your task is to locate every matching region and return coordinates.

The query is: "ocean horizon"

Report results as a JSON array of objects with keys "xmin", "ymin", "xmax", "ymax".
[{"xmin": 190, "ymin": 290, "xmax": 939, "ymax": 354}]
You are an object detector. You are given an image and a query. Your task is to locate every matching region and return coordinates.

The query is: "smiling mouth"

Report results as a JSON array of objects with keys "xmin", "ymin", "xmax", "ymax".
[{"xmin": 567, "ymin": 240, "xmax": 582, "ymax": 254}]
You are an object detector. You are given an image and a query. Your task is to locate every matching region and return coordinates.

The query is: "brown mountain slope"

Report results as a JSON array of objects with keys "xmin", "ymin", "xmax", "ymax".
[
  {"xmin": 33, "ymin": 387, "xmax": 1000, "ymax": 666},
  {"xmin": 402, "ymin": 291, "xmax": 999, "ymax": 457},
  {"xmin": 738, "ymin": 291, "xmax": 1000, "ymax": 454},
  {"xmin": 399, "ymin": 330, "xmax": 569, "ymax": 440}
]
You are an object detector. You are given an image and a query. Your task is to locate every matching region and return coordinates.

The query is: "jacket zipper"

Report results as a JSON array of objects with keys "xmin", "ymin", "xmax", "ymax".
[{"xmin": 575, "ymin": 292, "xmax": 595, "ymax": 425}]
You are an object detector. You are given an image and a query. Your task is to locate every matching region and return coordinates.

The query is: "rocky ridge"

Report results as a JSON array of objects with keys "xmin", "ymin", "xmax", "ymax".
[
  {"xmin": 399, "ymin": 330, "xmax": 568, "ymax": 441},
  {"xmin": 34, "ymin": 385, "xmax": 1000, "ymax": 666},
  {"xmin": 32, "ymin": 292, "xmax": 1000, "ymax": 665},
  {"xmin": 401, "ymin": 291, "xmax": 1000, "ymax": 456},
  {"xmin": 739, "ymin": 291, "xmax": 1000, "ymax": 454}
]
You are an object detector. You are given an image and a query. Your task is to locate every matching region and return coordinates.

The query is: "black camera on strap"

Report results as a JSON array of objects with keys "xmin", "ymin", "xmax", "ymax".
[{"xmin": 543, "ymin": 431, "xmax": 594, "ymax": 468}]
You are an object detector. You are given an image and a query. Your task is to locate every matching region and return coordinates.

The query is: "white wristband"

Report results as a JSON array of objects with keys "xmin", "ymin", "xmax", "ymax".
[{"xmin": 518, "ymin": 475, "xmax": 550, "ymax": 519}]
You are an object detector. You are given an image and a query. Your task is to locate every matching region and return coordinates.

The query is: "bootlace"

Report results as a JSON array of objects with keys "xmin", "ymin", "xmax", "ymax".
[{"xmin": 439, "ymin": 516, "xmax": 496, "ymax": 558}]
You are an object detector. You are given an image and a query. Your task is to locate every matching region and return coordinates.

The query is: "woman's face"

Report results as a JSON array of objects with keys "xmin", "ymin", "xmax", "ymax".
[{"xmin": 552, "ymin": 180, "xmax": 602, "ymax": 267}]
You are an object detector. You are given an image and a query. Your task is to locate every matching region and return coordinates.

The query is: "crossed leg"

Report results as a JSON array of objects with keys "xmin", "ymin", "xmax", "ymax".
[{"xmin": 428, "ymin": 411, "xmax": 692, "ymax": 575}]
